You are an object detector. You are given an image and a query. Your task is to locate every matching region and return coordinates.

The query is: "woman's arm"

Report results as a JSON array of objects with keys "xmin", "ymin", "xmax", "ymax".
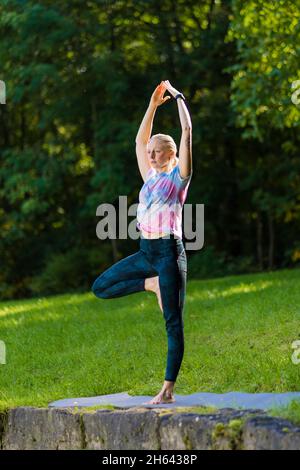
[
  {"xmin": 163, "ymin": 80, "xmax": 192, "ymax": 179},
  {"xmin": 135, "ymin": 82, "xmax": 171, "ymax": 182},
  {"xmin": 135, "ymin": 103, "xmax": 157, "ymax": 145},
  {"xmin": 135, "ymin": 103, "xmax": 157, "ymax": 182}
]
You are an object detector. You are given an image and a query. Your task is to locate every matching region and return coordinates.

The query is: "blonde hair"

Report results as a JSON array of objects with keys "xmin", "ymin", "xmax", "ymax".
[{"xmin": 150, "ymin": 133, "xmax": 179, "ymax": 166}]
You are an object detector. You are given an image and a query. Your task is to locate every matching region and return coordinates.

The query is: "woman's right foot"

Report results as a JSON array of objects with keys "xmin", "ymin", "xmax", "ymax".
[
  {"xmin": 145, "ymin": 276, "xmax": 163, "ymax": 313},
  {"xmin": 143, "ymin": 388, "xmax": 175, "ymax": 405}
]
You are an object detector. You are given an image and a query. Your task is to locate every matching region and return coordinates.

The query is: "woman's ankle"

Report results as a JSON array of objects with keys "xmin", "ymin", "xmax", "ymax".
[{"xmin": 163, "ymin": 380, "xmax": 175, "ymax": 391}]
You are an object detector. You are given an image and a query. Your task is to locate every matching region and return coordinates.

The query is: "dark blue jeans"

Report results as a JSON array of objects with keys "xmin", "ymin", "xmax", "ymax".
[{"xmin": 91, "ymin": 234, "xmax": 187, "ymax": 383}]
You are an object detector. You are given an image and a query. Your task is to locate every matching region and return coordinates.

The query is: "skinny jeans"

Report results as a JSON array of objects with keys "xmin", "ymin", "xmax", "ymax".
[{"xmin": 91, "ymin": 234, "xmax": 187, "ymax": 382}]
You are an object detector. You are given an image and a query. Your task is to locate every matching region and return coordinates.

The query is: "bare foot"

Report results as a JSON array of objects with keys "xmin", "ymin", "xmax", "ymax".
[
  {"xmin": 144, "ymin": 276, "xmax": 163, "ymax": 313},
  {"xmin": 142, "ymin": 381, "xmax": 176, "ymax": 405},
  {"xmin": 143, "ymin": 389, "xmax": 175, "ymax": 405}
]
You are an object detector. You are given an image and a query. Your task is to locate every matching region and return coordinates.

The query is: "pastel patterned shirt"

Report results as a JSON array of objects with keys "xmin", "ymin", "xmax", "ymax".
[{"xmin": 136, "ymin": 164, "xmax": 192, "ymax": 239}]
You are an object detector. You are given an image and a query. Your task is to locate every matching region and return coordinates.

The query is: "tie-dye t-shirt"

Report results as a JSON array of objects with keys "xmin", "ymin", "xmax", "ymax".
[{"xmin": 136, "ymin": 164, "xmax": 192, "ymax": 239}]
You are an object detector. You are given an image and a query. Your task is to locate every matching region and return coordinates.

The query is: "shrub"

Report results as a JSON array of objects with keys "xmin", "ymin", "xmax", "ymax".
[
  {"xmin": 28, "ymin": 245, "xmax": 111, "ymax": 296},
  {"xmin": 188, "ymin": 245, "xmax": 255, "ymax": 279}
]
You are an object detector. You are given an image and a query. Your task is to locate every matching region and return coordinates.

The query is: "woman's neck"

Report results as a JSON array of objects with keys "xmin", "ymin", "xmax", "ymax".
[{"xmin": 155, "ymin": 158, "xmax": 177, "ymax": 174}]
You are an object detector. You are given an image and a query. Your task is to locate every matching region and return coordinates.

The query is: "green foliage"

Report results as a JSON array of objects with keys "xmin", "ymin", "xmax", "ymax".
[
  {"xmin": 0, "ymin": 0, "xmax": 299, "ymax": 300},
  {"xmin": 188, "ymin": 246, "xmax": 254, "ymax": 279},
  {"xmin": 226, "ymin": 0, "xmax": 300, "ymax": 139},
  {"xmin": 188, "ymin": 246, "xmax": 227, "ymax": 279},
  {"xmin": 28, "ymin": 246, "xmax": 111, "ymax": 296}
]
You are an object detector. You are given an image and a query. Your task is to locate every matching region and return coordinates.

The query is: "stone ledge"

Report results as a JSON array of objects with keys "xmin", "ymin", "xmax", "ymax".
[{"xmin": 1, "ymin": 406, "xmax": 300, "ymax": 450}]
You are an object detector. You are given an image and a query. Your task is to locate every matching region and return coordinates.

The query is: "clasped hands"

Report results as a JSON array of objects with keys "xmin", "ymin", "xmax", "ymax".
[{"xmin": 150, "ymin": 80, "xmax": 184, "ymax": 108}]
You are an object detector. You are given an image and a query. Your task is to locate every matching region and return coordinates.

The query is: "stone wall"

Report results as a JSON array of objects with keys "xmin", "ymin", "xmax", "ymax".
[{"xmin": 1, "ymin": 406, "xmax": 300, "ymax": 450}]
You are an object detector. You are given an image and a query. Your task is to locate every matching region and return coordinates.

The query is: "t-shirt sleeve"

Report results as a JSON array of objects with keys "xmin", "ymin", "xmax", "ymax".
[{"xmin": 174, "ymin": 165, "xmax": 193, "ymax": 189}]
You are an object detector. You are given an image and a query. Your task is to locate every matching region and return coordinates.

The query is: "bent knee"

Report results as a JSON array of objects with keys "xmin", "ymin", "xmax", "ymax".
[{"xmin": 91, "ymin": 277, "xmax": 107, "ymax": 298}]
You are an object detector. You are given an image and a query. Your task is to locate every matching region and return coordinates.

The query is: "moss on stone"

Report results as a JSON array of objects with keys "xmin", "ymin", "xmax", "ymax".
[
  {"xmin": 182, "ymin": 434, "xmax": 193, "ymax": 450},
  {"xmin": 157, "ymin": 405, "xmax": 218, "ymax": 417},
  {"xmin": 68, "ymin": 404, "xmax": 117, "ymax": 414},
  {"xmin": 211, "ymin": 418, "xmax": 244, "ymax": 450}
]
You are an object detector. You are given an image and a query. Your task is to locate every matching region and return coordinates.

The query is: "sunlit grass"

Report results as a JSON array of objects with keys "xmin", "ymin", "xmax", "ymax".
[{"xmin": 1, "ymin": 267, "xmax": 300, "ymax": 424}]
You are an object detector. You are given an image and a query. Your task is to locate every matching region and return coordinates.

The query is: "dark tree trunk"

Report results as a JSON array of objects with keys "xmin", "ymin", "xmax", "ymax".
[
  {"xmin": 111, "ymin": 237, "xmax": 120, "ymax": 263},
  {"xmin": 226, "ymin": 142, "xmax": 241, "ymax": 257},
  {"xmin": 0, "ymin": 105, "xmax": 10, "ymax": 147},
  {"xmin": 268, "ymin": 212, "xmax": 274, "ymax": 270},
  {"xmin": 207, "ymin": 0, "xmax": 215, "ymax": 31},
  {"xmin": 20, "ymin": 105, "xmax": 26, "ymax": 151},
  {"xmin": 256, "ymin": 211, "xmax": 263, "ymax": 270}
]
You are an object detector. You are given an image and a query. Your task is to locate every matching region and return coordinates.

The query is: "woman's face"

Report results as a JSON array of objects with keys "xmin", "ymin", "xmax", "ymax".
[{"xmin": 147, "ymin": 140, "xmax": 172, "ymax": 169}]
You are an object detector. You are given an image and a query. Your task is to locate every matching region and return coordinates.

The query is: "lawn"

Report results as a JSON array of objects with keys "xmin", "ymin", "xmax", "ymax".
[{"xmin": 1, "ymin": 267, "xmax": 300, "ymax": 423}]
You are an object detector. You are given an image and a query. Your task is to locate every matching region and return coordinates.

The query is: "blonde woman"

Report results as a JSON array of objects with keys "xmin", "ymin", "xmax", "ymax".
[{"xmin": 92, "ymin": 80, "xmax": 193, "ymax": 404}]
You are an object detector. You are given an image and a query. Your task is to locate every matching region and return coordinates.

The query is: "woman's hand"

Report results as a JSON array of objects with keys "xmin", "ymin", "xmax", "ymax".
[
  {"xmin": 150, "ymin": 81, "xmax": 171, "ymax": 108},
  {"xmin": 162, "ymin": 80, "xmax": 184, "ymax": 99}
]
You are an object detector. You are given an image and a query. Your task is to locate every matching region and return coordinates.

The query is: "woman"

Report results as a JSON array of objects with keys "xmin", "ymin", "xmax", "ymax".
[{"xmin": 91, "ymin": 80, "xmax": 193, "ymax": 404}]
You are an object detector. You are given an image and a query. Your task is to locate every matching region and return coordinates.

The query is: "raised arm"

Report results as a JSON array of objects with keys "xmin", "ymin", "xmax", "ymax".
[
  {"xmin": 135, "ymin": 82, "xmax": 171, "ymax": 182},
  {"xmin": 163, "ymin": 80, "xmax": 192, "ymax": 179}
]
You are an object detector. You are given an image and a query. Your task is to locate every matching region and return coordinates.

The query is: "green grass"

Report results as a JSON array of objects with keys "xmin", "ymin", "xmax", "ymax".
[
  {"xmin": 1, "ymin": 267, "xmax": 300, "ymax": 425},
  {"xmin": 268, "ymin": 399, "xmax": 300, "ymax": 426}
]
